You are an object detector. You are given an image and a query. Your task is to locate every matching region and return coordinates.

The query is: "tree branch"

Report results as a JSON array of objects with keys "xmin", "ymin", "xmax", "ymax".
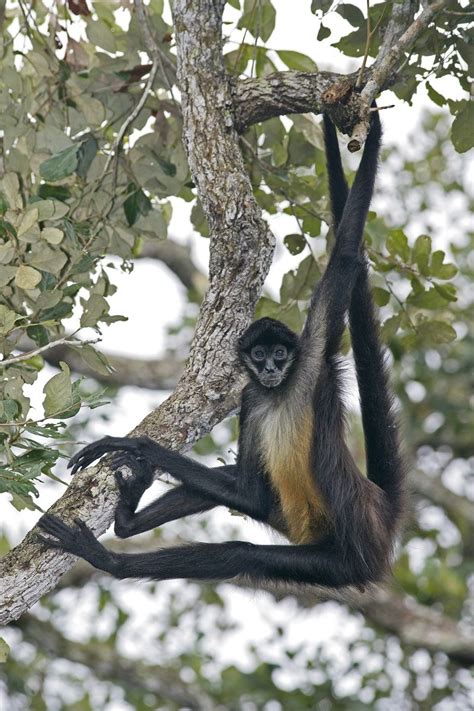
[
  {"xmin": 233, "ymin": 70, "xmax": 342, "ymax": 134},
  {"xmin": 14, "ymin": 614, "xmax": 217, "ymax": 710},
  {"xmin": 36, "ymin": 340, "xmax": 184, "ymax": 390},
  {"xmin": 411, "ymin": 469, "xmax": 474, "ymax": 555},
  {"xmin": 233, "ymin": 0, "xmax": 449, "ymax": 150},
  {"xmin": 349, "ymin": 0, "xmax": 449, "ymax": 150},
  {"xmin": 48, "ymin": 535, "xmax": 474, "ymax": 667},
  {"xmin": 0, "ymin": 0, "xmax": 274, "ymax": 625},
  {"xmin": 138, "ymin": 238, "xmax": 207, "ymax": 297}
]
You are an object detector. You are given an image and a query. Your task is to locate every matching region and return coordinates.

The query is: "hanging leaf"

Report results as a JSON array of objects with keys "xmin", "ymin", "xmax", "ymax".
[
  {"xmin": 277, "ymin": 51, "xmax": 318, "ymax": 72},
  {"xmin": 283, "ymin": 233, "xmax": 306, "ymax": 255},
  {"xmin": 237, "ymin": 0, "xmax": 276, "ymax": 42},
  {"xmin": 40, "ymin": 145, "xmax": 80, "ymax": 182},
  {"xmin": 451, "ymin": 102, "xmax": 474, "ymax": 153},
  {"xmin": 14, "ymin": 265, "xmax": 42, "ymax": 290},
  {"xmin": 43, "ymin": 362, "xmax": 80, "ymax": 418}
]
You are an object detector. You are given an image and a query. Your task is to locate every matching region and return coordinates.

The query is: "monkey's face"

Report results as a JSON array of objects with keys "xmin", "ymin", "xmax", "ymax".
[{"xmin": 242, "ymin": 343, "xmax": 294, "ymax": 388}]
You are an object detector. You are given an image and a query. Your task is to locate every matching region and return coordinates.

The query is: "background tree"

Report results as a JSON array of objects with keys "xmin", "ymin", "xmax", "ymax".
[{"xmin": 0, "ymin": 0, "xmax": 472, "ymax": 708}]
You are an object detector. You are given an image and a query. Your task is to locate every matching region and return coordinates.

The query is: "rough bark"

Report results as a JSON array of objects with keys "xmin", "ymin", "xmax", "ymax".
[
  {"xmin": 233, "ymin": 70, "xmax": 341, "ymax": 134},
  {"xmin": 0, "ymin": 0, "xmax": 273, "ymax": 625}
]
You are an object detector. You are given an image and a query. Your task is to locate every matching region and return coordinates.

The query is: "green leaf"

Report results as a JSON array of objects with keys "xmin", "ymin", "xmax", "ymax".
[
  {"xmin": 27, "ymin": 325, "xmax": 49, "ymax": 347},
  {"xmin": 42, "ymin": 227, "xmax": 64, "ymax": 245},
  {"xmin": 283, "ymin": 233, "xmax": 306, "ymax": 255},
  {"xmin": 43, "ymin": 362, "xmax": 80, "ymax": 418},
  {"xmin": 430, "ymin": 250, "xmax": 457, "ymax": 280},
  {"xmin": 34, "ymin": 199, "xmax": 69, "ymax": 221},
  {"xmin": 237, "ymin": 0, "xmax": 276, "ymax": 42},
  {"xmin": 386, "ymin": 229, "xmax": 410, "ymax": 262},
  {"xmin": 433, "ymin": 282, "xmax": 457, "ymax": 302},
  {"xmin": 317, "ymin": 23, "xmax": 331, "ymax": 41},
  {"xmin": 336, "ymin": 3, "xmax": 364, "ymax": 27},
  {"xmin": 27, "ymin": 243, "xmax": 67, "ymax": 275},
  {"xmin": 417, "ymin": 320, "xmax": 457, "ymax": 344},
  {"xmin": 0, "ymin": 399, "xmax": 20, "ymax": 420},
  {"xmin": 86, "ymin": 19, "xmax": 117, "ymax": 52},
  {"xmin": 426, "ymin": 82, "xmax": 446, "ymax": 108},
  {"xmin": 381, "ymin": 314, "xmax": 400, "ymax": 341},
  {"xmin": 76, "ymin": 344, "xmax": 115, "ymax": 376},
  {"xmin": 14, "ymin": 265, "xmax": 42, "ymax": 290},
  {"xmin": 412, "ymin": 235, "xmax": 431, "ymax": 275},
  {"xmin": 372, "ymin": 287, "xmax": 390, "ymax": 307},
  {"xmin": 407, "ymin": 286, "xmax": 450, "ymax": 309},
  {"xmin": 37, "ymin": 184, "xmax": 71, "ymax": 202},
  {"xmin": 76, "ymin": 135, "xmax": 99, "ymax": 179},
  {"xmin": 277, "ymin": 51, "xmax": 317, "ymax": 72},
  {"xmin": 0, "ymin": 637, "xmax": 10, "ymax": 662},
  {"xmin": 451, "ymin": 101, "xmax": 474, "ymax": 153},
  {"xmin": 124, "ymin": 188, "xmax": 152, "ymax": 226},
  {"xmin": 17, "ymin": 208, "xmax": 39, "ymax": 238},
  {"xmin": 80, "ymin": 294, "xmax": 109, "ymax": 328},
  {"xmin": 40, "ymin": 145, "xmax": 79, "ymax": 182},
  {"xmin": 0, "ymin": 305, "xmax": 20, "ymax": 335}
]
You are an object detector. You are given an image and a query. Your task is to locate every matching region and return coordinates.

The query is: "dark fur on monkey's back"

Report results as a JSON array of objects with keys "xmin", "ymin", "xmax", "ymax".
[{"xmin": 37, "ymin": 110, "xmax": 407, "ymax": 591}]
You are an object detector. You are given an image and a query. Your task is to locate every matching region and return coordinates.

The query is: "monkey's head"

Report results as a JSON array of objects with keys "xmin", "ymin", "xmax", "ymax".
[{"xmin": 237, "ymin": 318, "xmax": 299, "ymax": 389}]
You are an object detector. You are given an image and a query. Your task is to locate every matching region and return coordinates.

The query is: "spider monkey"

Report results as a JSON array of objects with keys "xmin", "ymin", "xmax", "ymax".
[{"xmin": 38, "ymin": 111, "xmax": 406, "ymax": 589}]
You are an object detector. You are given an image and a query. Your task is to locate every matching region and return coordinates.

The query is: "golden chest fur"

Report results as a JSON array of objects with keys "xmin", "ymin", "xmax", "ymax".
[{"xmin": 257, "ymin": 400, "xmax": 327, "ymax": 544}]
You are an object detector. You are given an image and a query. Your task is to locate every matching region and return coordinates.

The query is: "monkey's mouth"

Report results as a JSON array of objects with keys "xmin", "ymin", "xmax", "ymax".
[{"xmin": 260, "ymin": 373, "xmax": 283, "ymax": 388}]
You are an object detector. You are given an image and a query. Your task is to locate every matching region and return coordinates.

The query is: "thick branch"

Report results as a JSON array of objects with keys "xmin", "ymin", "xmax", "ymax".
[
  {"xmin": 233, "ymin": 70, "xmax": 341, "ymax": 134},
  {"xmin": 0, "ymin": 0, "xmax": 273, "ymax": 624},
  {"xmin": 234, "ymin": 0, "xmax": 449, "ymax": 148},
  {"xmin": 412, "ymin": 469, "xmax": 474, "ymax": 555},
  {"xmin": 14, "ymin": 614, "xmax": 216, "ymax": 710},
  {"xmin": 138, "ymin": 238, "xmax": 207, "ymax": 297},
  {"xmin": 42, "ymin": 342, "xmax": 183, "ymax": 390}
]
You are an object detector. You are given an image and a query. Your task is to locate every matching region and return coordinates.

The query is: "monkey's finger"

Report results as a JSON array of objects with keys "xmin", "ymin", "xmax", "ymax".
[
  {"xmin": 68, "ymin": 437, "xmax": 139, "ymax": 474},
  {"xmin": 36, "ymin": 533, "xmax": 67, "ymax": 550}
]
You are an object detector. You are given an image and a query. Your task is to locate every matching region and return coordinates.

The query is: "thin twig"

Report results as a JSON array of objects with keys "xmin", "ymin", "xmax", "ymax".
[
  {"xmin": 101, "ymin": 59, "xmax": 159, "ymax": 180},
  {"xmin": 356, "ymin": 0, "xmax": 372, "ymax": 89},
  {"xmin": 0, "ymin": 337, "xmax": 80, "ymax": 367}
]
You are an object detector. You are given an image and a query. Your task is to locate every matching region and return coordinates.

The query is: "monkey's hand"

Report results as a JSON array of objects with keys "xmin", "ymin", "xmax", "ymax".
[
  {"xmin": 113, "ymin": 452, "xmax": 155, "ymax": 512},
  {"xmin": 68, "ymin": 436, "xmax": 148, "ymax": 475},
  {"xmin": 36, "ymin": 515, "xmax": 118, "ymax": 574}
]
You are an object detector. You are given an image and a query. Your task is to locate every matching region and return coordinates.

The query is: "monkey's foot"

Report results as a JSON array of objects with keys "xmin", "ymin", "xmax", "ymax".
[
  {"xmin": 37, "ymin": 514, "xmax": 117, "ymax": 573},
  {"xmin": 112, "ymin": 452, "xmax": 155, "ymax": 511}
]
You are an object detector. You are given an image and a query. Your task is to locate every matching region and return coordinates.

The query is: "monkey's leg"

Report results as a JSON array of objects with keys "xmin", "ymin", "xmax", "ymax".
[
  {"xmin": 37, "ymin": 518, "xmax": 376, "ymax": 586},
  {"xmin": 69, "ymin": 436, "xmax": 267, "ymax": 519},
  {"xmin": 113, "ymin": 455, "xmax": 235, "ymax": 538}
]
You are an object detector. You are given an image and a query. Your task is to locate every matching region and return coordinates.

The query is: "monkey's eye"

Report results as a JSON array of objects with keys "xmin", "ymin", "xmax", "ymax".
[
  {"xmin": 251, "ymin": 347, "xmax": 266, "ymax": 362},
  {"xmin": 274, "ymin": 346, "xmax": 287, "ymax": 361}
]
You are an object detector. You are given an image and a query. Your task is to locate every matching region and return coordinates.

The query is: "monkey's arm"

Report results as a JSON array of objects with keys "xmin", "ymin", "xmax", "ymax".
[
  {"xmin": 322, "ymin": 114, "xmax": 349, "ymax": 227},
  {"xmin": 299, "ymin": 113, "xmax": 382, "ymax": 367},
  {"xmin": 68, "ymin": 436, "xmax": 269, "ymax": 521},
  {"xmin": 323, "ymin": 113, "xmax": 405, "ymax": 518}
]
